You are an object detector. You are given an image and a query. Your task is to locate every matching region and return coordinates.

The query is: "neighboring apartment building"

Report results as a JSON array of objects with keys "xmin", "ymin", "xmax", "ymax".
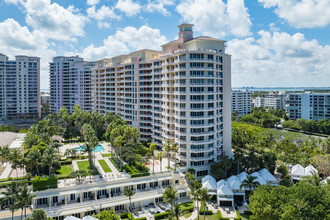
[
  {"xmin": 0, "ymin": 53, "xmax": 40, "ymax": 119},
  {"xmin": 41, "ymin": 93, "xmax": 51, "ymax": 105},
  {"xmin": 232, "ymin": 90, "xmax": 251, "ymax": 115},
  {"xmin": 285, "ymin": 92, "xmax": 330, "ymax": 120},
  {"xmin": 49, "ymin": 56, "xmax": 96, "ymax": 113},
  {"xmin": 254, "ymin": 92, "xmax": 285, "ymax": 110},
  {"xmin": 93, "ymin": 24, "xmax": 232, "ymax": 177}
]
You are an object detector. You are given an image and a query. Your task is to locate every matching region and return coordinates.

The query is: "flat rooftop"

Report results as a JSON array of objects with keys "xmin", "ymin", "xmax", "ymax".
[{"xmin": 0, "ymin": 132, "xmax": 19, "ymax": 146}]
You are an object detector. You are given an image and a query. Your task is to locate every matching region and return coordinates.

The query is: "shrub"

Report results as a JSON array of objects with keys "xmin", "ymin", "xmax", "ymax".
[
  {"xmin": 125, "ymin": 164, "xmax": 136, "ymax": 174},
  {"xmin": 199, "ymin": 205, "xmax": 213, "ymax": 215},
  {"xmin": 217, "ymin": 210, "xmax": 229, "ymax": 220},
  {"xmin": 243, "ymin": 210, "xmax": 252, "ymax": 215},
  {"xmin": 135, "ymin": 218, "xmax": 146, "ymax": 220},
  {"xmin": 131, "ymin": 173, "xmax": 150, "ymax": 178},
  {"xmin": 154, "ymin": 212, "xmax": 171, "ymax": 220},
  {"xmin": 182, "ymin": 207, "xmax": 194, "ymax": 213},
  {"xmin": 32, "ymin": 176, "xmax": 58, "ymax": 191},
  {"xmin": 60, "ymin": 159, "xmax": 72, "ymax": 165},
  {"xmin": 234, "ymin": 211, "xmax": 241, "ymax": 220},
  {"xmin": 120, "ymin": 213, "xmax": 128, "ymax": 219}
]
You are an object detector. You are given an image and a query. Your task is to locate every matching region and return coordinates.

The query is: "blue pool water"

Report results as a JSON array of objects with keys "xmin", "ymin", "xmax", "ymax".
[{"xmin": 74, "ymin": 145, "xmax": 104, "ymax": 152}]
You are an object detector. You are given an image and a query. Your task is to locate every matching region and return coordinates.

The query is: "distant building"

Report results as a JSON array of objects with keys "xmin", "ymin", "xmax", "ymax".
[
  {"xmin": 0, "ymin": 53, "xmax": 40, "ymax": 119},
  {"xmin": 285, "ymin": 92, "xmax": 330, "ymax": 120},
  {"xmin": 254, "ymin": 92, "xmax": 285, "ymax": 110},
  {"xmin": 290, "ymin": 164, "xmax": 317, "ymax": 183},
  {"xmin": 49, "ymin": 56, "xmax": 96, "ymax": 113},
  {"xmin": 232, "ymin": 90, "xmax": 251, "ymax": 115},
  {"xmin": 41, "ymin": 93, "xmax": 51, "ymax": 105}
]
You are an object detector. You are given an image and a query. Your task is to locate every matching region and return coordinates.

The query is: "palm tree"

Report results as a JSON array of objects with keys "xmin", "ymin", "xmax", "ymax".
[
  {"xmin": 171, "ymin": 202, "xmax": 182, "ymax": 220},
  {"xmin": 0, "ymin": 145, "xmax": 10, "ymax": 165},
  {"xmin": 64, "ymin": 148, "xmax": 77, "ymax": 159},
  {"xmin": 234, "ymin": 149, "xmax": 244, "ymax": 174},
  {"xmin": 149, "ymin": 143, "xmax": 156, "ymax": 174},
  {"xmin": 301, "ymin": 172, "xmax": 321, "ymax": 186},
  {"xmin": 0, "ymin": 182, "xmax": 20, "ymax": 220},
  {"xmin": 221, "ymin": 155, "xmax": 232, "ymax": 178},
  {"xmin": 124, "ymin": 187, "xmax": 135, "ymax": 220},
  {"xmin": 240, "ymin": 175, "xmax": 260, "ymax": 196},
  {"xmin": 81, "ymin": 123, "xmax": 99, "ymax": 171},
  {"xmin": 43, "ymin": 144, "xmax": 59, "ymax": 177},
  {"xmin": 157, "ymin": 152, "xmax": 163, "ymax": 173},
  {"xmin": 190, "ymin": 181, "xmax": 202, "ymax": 220},
  {"xmin": 199, "ymin": 188, "xmax": 211, "ymax": 220},
  {"xmin": 171, "ymin": 143, "xmax": 178, "ymax": 172},
  {"xmin": 9, "ymin": 148, "xmax": 22, "ymax": 178},
  {"xmin": 163, "ymin": 185, "xmax": 177, "ymax": 210},
  {"xmin": 27, "ymin": 150, "xmax": 42, "ymax": 176},
  {"xmin": 70, "ymin": 170, "xmax": 88, "ymax": 182},
  {"xmin": 165, "ymin": 140, "xmax": 172, "ymax": 171},
  {"xmin": 114, "ymin": 136, "xmax": 125, "ymax": 170},
  {"xmin": 16, "ymin": 184, "xmax": 35, "ymax": 219}
]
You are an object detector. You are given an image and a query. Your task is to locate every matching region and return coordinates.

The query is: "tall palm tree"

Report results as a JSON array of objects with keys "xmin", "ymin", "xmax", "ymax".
[
  {"xmin": 171, "ymin": 143, "xmax": 178, "ymax": 172},
  {"xmin": 163, "ymin": 185, "xmax": 177, "ymax": 210},
  {"xmin": 149, "ymin": 143, "xmax": 156, "ymax": 174},
  {"xmin": 234, "ymin": 149, "xmax": 244, "ymax": 174},
  {"xmin": 0, "ymin": 145, "xmax": 10, "ymax": 165},
  {"xmin": 157, "ymin": 152, "xmax": 163, "ymax": 173},
  {"xmin": 9, "ymin": 148, "xmax": 22, "ymax": 179},
  {"xmin": 190, "ymin": 181, "xmax": 202, "ymax": 220},
  {"xmin": 240, "ymin": 175, "xmax": 260, "ymax": 196},
  {"xmin": 114, "ymin": 136, "xmax": 126, "ymax": 170},
  {"xmin": 171, "ymin": 202, "xmax": 182, "ymax": 220},
  {"xmin": 221, "ymin": 155, "xmax": 232, "ymax": 178},
  {"xmin": 81, "ymin": 123, "xmax": 99, "ymax": 171},
  {"xmin": 16, "ymin": 184, "xmax": 35, "ymax": 219},
  {"xmin": 165, "ymin": 140, "xmax": 172, "ymax": 171},
  {"xmin": 199, "ymin": 188, "xmax": 211, "ymax": 220},
  {"xmin": 27, "ymin": 150, "xmax": 42, "ymax": 176},
  {"xmin": 0, "ymin": 182, "xmax": 20, "ymax": 220},
  {"xmin": 124, "ymin": 187, "xmax": 135, "ymax": 220},
  {"xmin": 43, "ymin": 144, "xmax": 59, "ymax": 177}
]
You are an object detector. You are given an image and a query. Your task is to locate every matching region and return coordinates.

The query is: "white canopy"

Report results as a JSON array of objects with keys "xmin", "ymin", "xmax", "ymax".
[{"xmin": 291, "ymin": 164, "xmax": 305, "ymax": 176}]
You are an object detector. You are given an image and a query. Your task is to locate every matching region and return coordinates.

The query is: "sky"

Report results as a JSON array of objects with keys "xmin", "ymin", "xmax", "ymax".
[{"xmin": 0, "ymin": 0, "xmax": 330, "ymax": 90}]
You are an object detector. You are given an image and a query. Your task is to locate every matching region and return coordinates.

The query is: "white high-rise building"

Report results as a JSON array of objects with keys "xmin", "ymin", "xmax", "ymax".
[
  {"xmin": 93, "ymin": 24, "xmax": 232, "ymax": 177},
  {"xmin": 285, "ymin": 92, "xmax": 330, "ymax": 120},
  {"xmin": 0, "ymin": 53, "xmax": 40, "ymax": 119},
  {"xmin": 232, "ymin": 90, "xmax": 251, "ymax": 115},
  {"xmin": 49, "ymin": 56, "xmax": 96, "ymax": 113}
]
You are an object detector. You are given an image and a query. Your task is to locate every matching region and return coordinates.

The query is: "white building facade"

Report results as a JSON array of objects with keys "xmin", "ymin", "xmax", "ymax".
[
  {"xmin": 93, "ymin": 24, "xmax": 232, "ymax": 177},
  {"xmin": 232, "ymin": 90, "xmax": 251, "ymax": 115},
  {"xmin": 0, "ymin": 53, "xmax": 40, "ymax": 119}
]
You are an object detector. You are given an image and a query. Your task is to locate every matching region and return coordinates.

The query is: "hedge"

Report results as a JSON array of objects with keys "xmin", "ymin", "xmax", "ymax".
[
  {"xmin": 120, "ymin": 212, "xmax": 146, "ymax": 220},
  {"xmin": 182, "ymin": 207, "xmax": 194, "ymax": 213},
  {"xmin": 234, "ymin": 211, "xmax": 241, "ymax": 220},
  {"xmin": 199, "ymin": 205, "xmax": 213, "ymax": 215},
  {"xmin": 120, "ymin": 213, "xmax": 128, "ymax": 219},
  {"xmin": 32, "ymin": 176, "xmax": 58, "ymax": 191},
  {"xmin": 0, "ymin": 180, "xmax": 30, "ymax": 189},
  {"xmin": 243, "ymin": 210, "xmax": 252, "ymax": 215},
  {"xmin": 217, "ymin": 210, "xmax": 229, "ymax": 220},
  {"xmin": 60, "ymin": 159, "xmax": 72, "ymax": 165},
  {"xmin": 131, "ymin": 173, "xmax": 150, "ymax": 178},
  {"xmin": 154, "ymin": 212, "xmax": 171, "ymax": 220}
]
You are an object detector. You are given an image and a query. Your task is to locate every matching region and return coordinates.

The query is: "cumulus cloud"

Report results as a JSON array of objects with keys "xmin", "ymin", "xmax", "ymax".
[
  {"xmin": 76, "ymin": 25, "xmax": 167, "ymax": 60},
  {"xmin": 227, "ymin": 31, "xmax": 330, "ymax": 87},
  {"xmin": 87, "ymin": 5, "xmax": 120, "ymax": 20},
  {"xmin": 258, "ymin": 0, "xmax": 330, "ymax": 28},
  {"xmin": 145, "ymin": 0, "xmax": 175, "ymax": 16},
  {"xmin": 176, "ymin": 0, "xmax": 252, "ymax": 38},
  {"xmin": 0, "ymin": 18, "xmax": 56, "ymax": 89},
  {"xmin": 115, "ymin": 0, "xmax": 141, "ymax": 17},
  {"xmin": 22, "ymin": 0, "xmax": 87, "ymax": 41},
  {"xmin": 98, "ymin": 22, "xmax": 111, "ymax": 29},
  {"xmin": 3, "ymin": 0, "xmax": 22, "ymax": 5},
  {"xmin": 87, "ymin": 0, "xmax": 99, "ymax": 6}
]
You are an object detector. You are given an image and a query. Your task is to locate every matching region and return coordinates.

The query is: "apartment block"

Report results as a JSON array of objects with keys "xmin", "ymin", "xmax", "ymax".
[
  {"xmin": 285, "ymin": 92, "xmax": 330, "ymax": 120},
  {"xmin": 232, "ymin": 90, "xmax": 251, "ymax": 115},
  {"xmin": 254, "ymin": 92, "xmax": 285, "ymax": 110},
  {"xmin": 0, "ymin": 53, "xmax": 40, "ymax": 119},
  {"xmin": 49, "ymin": 56, "xmax": 96, "ymax": 113},
  {"xmin": 93, "ymin": 24, "xmax": 232, "ymax": 177}
]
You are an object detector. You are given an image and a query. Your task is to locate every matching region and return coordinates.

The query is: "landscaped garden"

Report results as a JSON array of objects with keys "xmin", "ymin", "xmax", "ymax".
[
  {"xmin": 56, "ymin": 164, "xmax": 73, "ymax": 178},
  {"xmin": 98, "ymin": 159, "xmax": 112, "ymax": 173}
]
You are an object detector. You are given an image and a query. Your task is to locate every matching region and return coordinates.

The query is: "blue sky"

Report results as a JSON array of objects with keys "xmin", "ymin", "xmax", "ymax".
[{"xmin": 0, "ymin": 0, "xmax": 329, "ymax": 90}]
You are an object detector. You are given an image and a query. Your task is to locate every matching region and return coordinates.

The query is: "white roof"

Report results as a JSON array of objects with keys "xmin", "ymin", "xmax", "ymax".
[
  {"xmin": 251, "ymin": 172, "xmax": 267, "ymax": 185},
  {"xmin": 217, "ymin": 182, "xmax": 233, "ymax": 196},
  {"xmin": 259, "ymin": 169, "xmax": 277, "ymax": 182},
  {"xmin": 291, "ymin": 164, "xmax": 305, "ymax": 176},
  {"xmin": 202, "ymin": 180, "xmax": 217, "ymax": 190},
  {"xmin": 237, "ymin": 171, "xmax": 248, "ymax": 182},
  {"xmin": 202, "ymin": 175, "xmax": 216, "ymax": 183},
  {"xmin": 304, "ymin": 165, "xmax": 318, "ymax": 176},
  {"xmin": 217, "ymin": 179, "xmax": 231, "ymax": 189},
  {"xmin": 226, "ymin": 176, "xmax": 243, "ymax": 190},
  {"xmin": 64, "ymin": 217, "xmax": 81, "ymax": 220},
  {"xmin": 83, "ymin": 216, "xmax": 99, "ymax": 220}
]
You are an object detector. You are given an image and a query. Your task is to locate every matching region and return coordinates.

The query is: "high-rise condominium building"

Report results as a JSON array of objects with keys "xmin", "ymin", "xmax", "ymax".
[
  {"xmin": 0, "ymin": 53, "xmax": 40, "ymax": 119},
  {"xmin": 285, "ymin": 92, "xmax": 330, "ymax": 120},
  {"xmin": 49, "ymin": 56, "xmax": 96, "ymax": 113},
  {"xmin": 93, "ymin": 24, "xmax": 232, "ymax": 177},
  {"xmin": 232, "ymin": 90, "xmax": 251, "ymax": 115}
]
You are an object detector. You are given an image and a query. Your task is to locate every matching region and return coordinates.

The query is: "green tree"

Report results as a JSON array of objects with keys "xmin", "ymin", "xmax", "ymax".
[
  {"xmin": 277, "ymin": 164, "xmax": 288, "ymax": 178},
  {"xmin": 43, "ymin": 144, "xmax": 59, "ymax": 177},
  {"xmin": 124, "ymin": 187, "xmax": 135, "ymax": 220},
  {"xmin": 210, "ymin": 162, "xmax": 225, "ymax": 181},
  {"xmin": 16, "ymin": 184, "xmax": 35, "ymax": 219},
  {"xmin": 113, "ymin": 136, "xmax": 125, "ymax": 170},
  {"xmin": 240, "ymin": 175, "xmax": 260, "ymax": 196},
  {"xmin": 163, "ymin": 185, "xmax": 177, "ymax": 210},
  {"xmin": 64, "ymin": 148, "xmax": 77, "ymax": 159},
  {"xmin": 221, "ymin": 155, "xmax": 233, "ymax": 178},
  {"xmin": 70, "ymin": 170, "xmax": 88, "ymax": 182},
  {"xmin": 171, "ymin": 202, "xmax": 182, "ymax": 220},
  {"xmin": 190, "ymin": 181, "xmax": 202, "ymax": 220},
  {"xmin": 26, "ymin": 209, "xmax": 52, "ymax": 220},
  {"xmin": 95, "ymin": 209, "xmax": 119, "ymax": 220},
  {"xmin": 149, "ymin": 143, "xmax": 156, "ymax": 174},
  {"xmin": 165, "ymin": 140, "xmax": 172, "ymax": 171},
  {"xmin": 0, "ymin": 182, "xmax": 20, "ymax": 220},
  {"xmin": 81, "ymin": 123, "xmax": 99, "ymax": 171},
  {"xmin": 199, "ymin": 188, "xmax": 211, "ymax": 220},
  {"xmin": 157, "ymin": 151, "xmax": 163, "ymax": 173}
]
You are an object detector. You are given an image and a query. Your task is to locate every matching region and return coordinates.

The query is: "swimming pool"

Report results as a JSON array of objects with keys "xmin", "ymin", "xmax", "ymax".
[{"xmin": 74, "ymin": 145, "xmax": 105, "ymax": 152}]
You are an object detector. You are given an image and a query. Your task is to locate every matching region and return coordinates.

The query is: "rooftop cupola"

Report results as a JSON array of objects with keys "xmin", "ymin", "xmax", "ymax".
[{"xmin": 178, "ymin": 23, "xmax": 194, "ymax": 43}]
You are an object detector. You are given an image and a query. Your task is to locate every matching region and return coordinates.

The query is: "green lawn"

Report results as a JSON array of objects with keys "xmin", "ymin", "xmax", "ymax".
[
  {"xmin": 98, "ymin": 159, "xmax": 112, "ymax": 173},
  {"xmin": 77, "ymin": 160, "xmax": 99, "ymax": 175},
  {"xmin": 194, "ymin": 213, "xmax": 218, "ymax": 220},
  {"xmin": 241, "ymin": 214, "xmax": 250, "ymax": 219},
  {"xmin": 184, "ymin": 212, "xmax": 193, "ymax": 218},
  {"xmin": 56, "ymin": 164, "xmax": 73, "ymax": 178},
  {"xmin": 102, "ymin": 153, "xmax": 116, "ymax": 157},
  {"xmin": 180, "ymin": 201, "xmax": 193, "ymax": 209}
]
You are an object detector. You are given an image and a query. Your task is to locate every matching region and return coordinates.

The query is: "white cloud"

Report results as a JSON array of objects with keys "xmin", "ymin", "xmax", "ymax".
[
  {"xmin": 227, "ymin": 31, "xmax": 330, "ymax": 87},
  {"xmin": 3, "ymin": 0, "xmax": 22, "ymax": 5},
  {"xmin": 258, "ymin": 0, "xmax": 330, "ymax": 28},
  {"xmin": 176, "ymin": 0, "xmax": 252, "ymax": 38},
  {"xmin": 78, "ymin": 25, "xmax": 167, "ymax": 60},
  {"xmin": 98, "ymin": 22, "xmax": 111, "ymax": 29},
  {"xmin": 87, "ymin": 5, "xmax": 120, "ymax": 20},
  {"xmin": 87, "ymin": 0, "xmax": 99, "ymax": 6},
  {"xmin": 115, "ymin": 0, "xmax": 141, "ymax": 17},
  {"xmin": 22, "ymin": 0, "xmax": 87, "ymax": 41},
  {"xmin": 145, "ymin": 0, "xmax": 174, "ymax": 16},
  {"xmin": 0, "ymin": 18, "xmax": 56, "ymax": 89}
]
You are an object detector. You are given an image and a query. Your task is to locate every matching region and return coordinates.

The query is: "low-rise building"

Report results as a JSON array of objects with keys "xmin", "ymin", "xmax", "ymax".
[
  {"xmin": 232, "ymin": 90, "xmax": 251, "ymax": 115},
  {"xmin": 290, "ymin": 164, "xmax": 318, "ymax": 183}
]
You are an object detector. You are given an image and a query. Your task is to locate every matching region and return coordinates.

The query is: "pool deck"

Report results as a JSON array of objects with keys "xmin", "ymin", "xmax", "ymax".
[{"xmin": 59, "ymin": 141, "xmax": 112, "ymax": 157}]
